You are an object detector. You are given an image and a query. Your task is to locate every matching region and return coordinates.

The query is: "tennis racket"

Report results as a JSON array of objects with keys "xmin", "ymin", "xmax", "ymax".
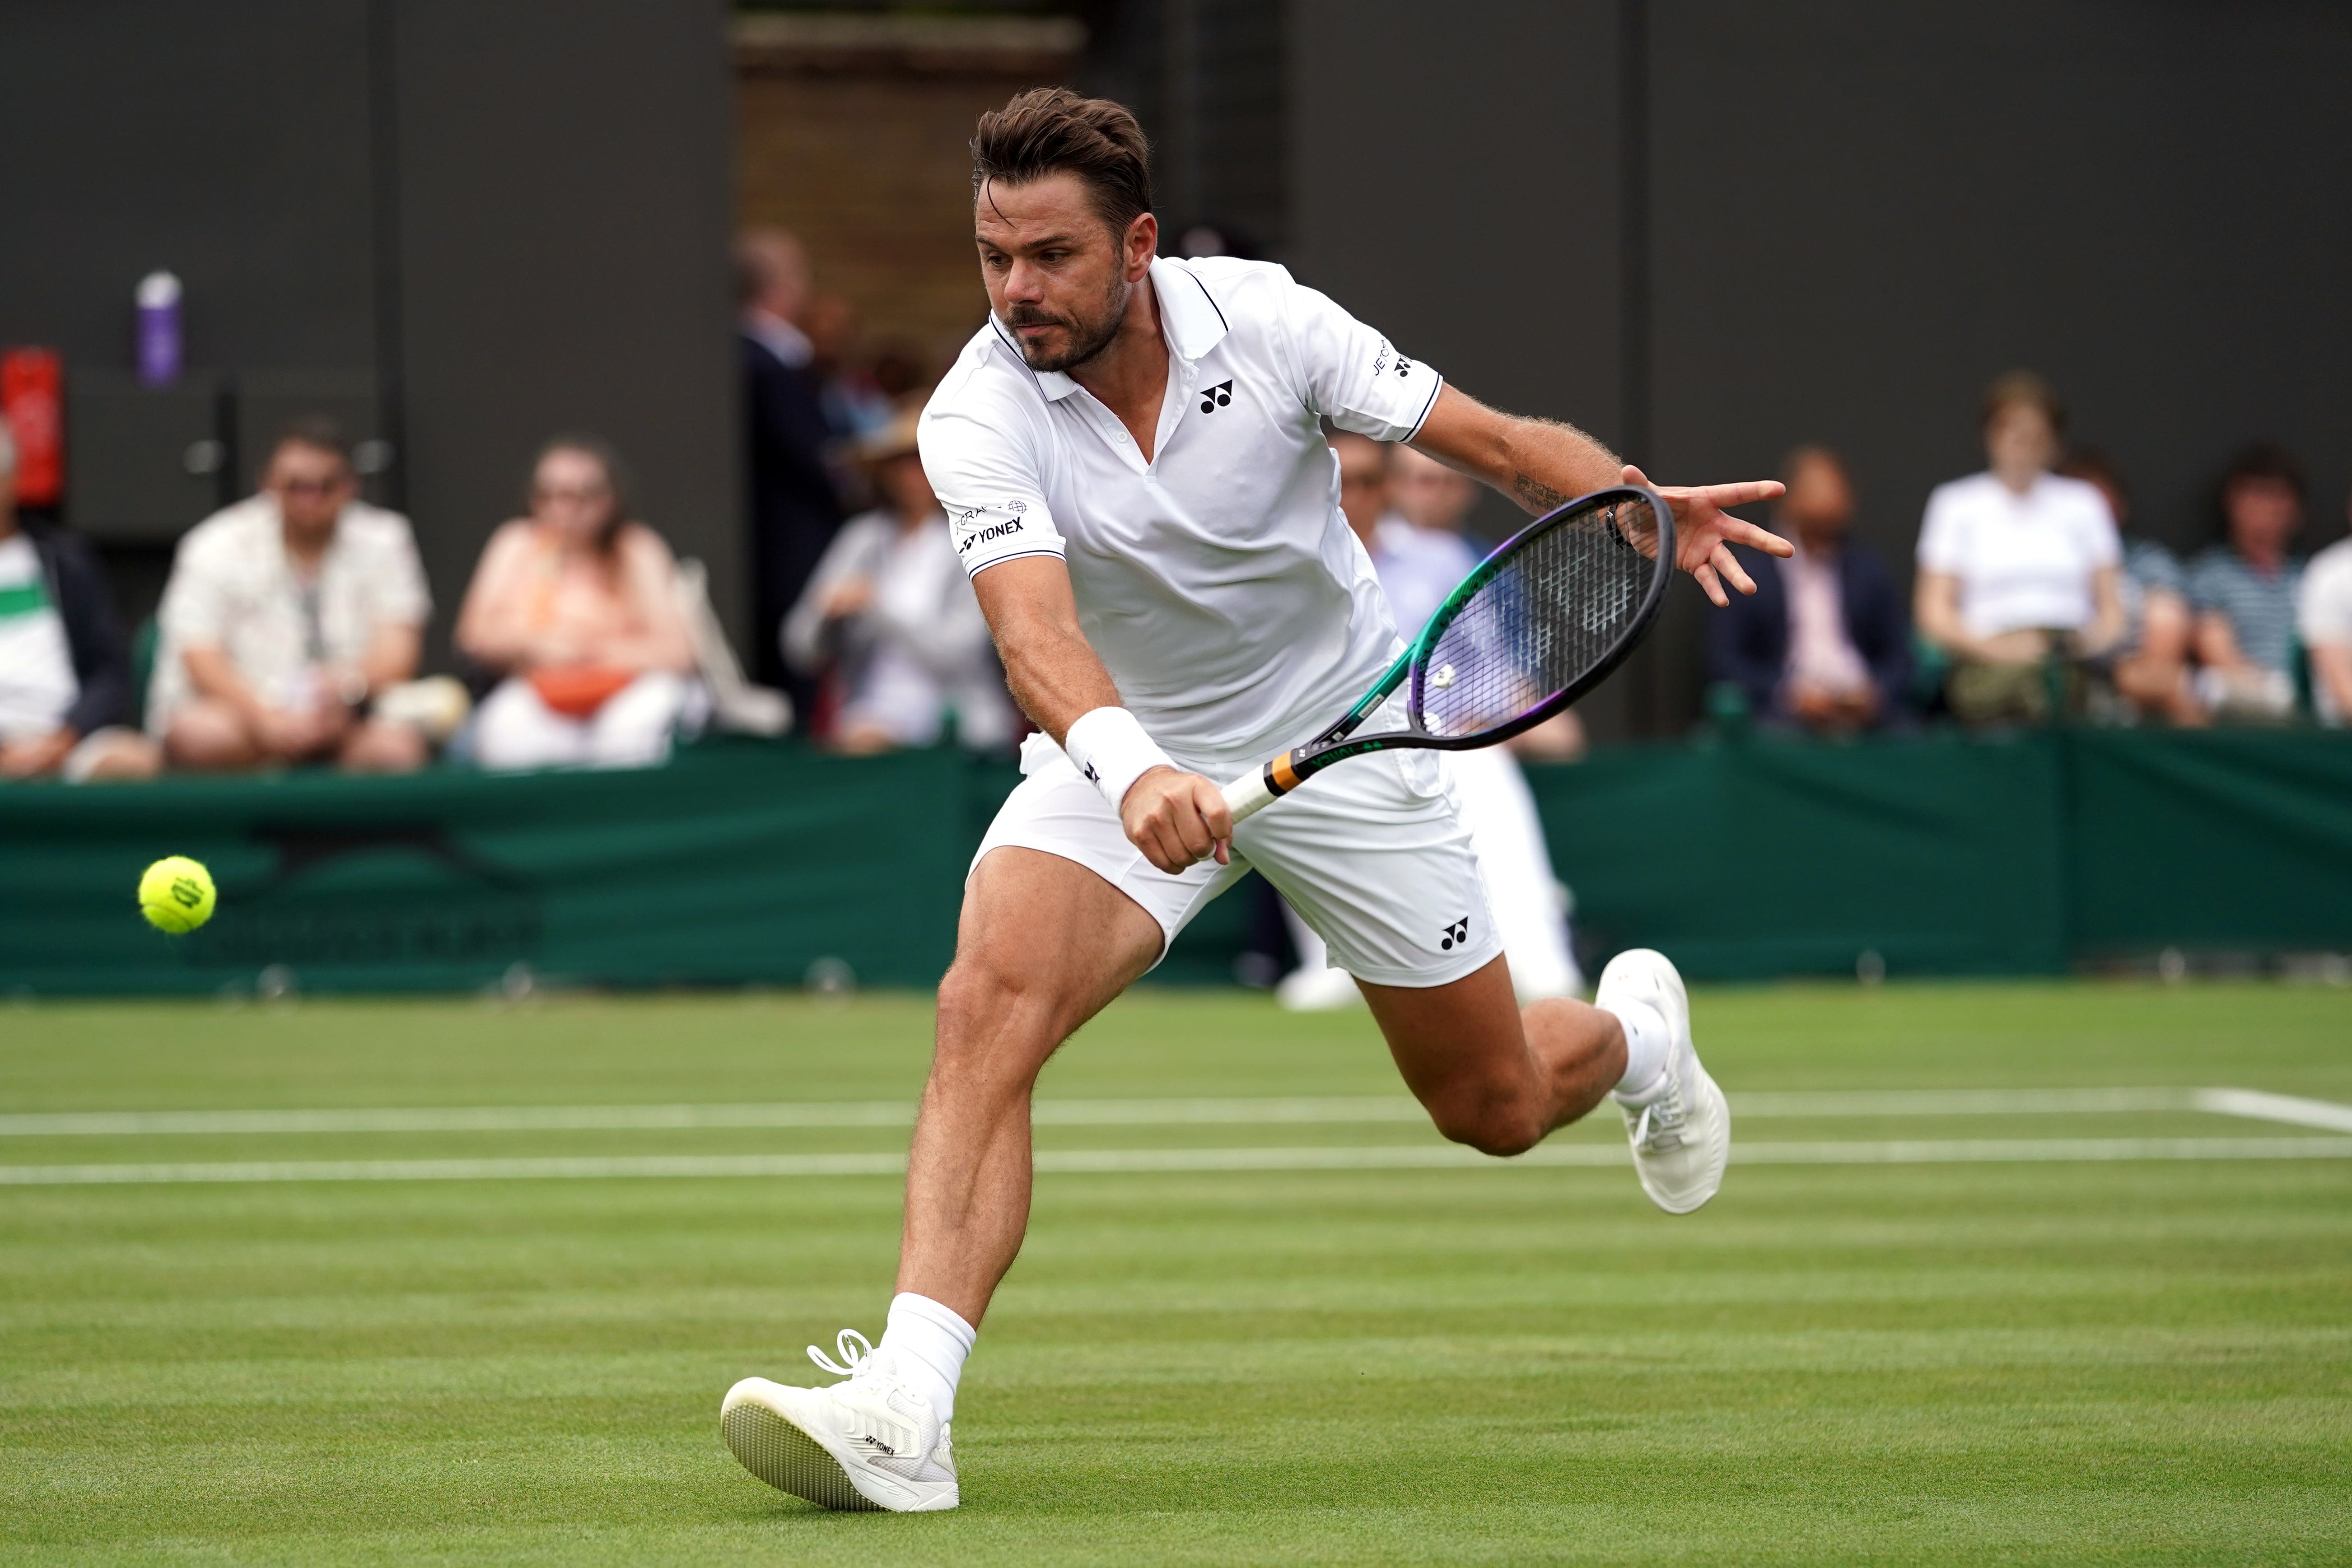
[{"xmin": 1219, "ymin": 483, "xmax": 1674, "ymax": 824}]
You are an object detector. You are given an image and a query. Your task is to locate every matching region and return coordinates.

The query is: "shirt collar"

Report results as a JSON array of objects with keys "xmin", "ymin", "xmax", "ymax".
[
  {"xmin": 1149, "ymin": 257, "xmax": 1229, "ymax": 360},
  {"xmin": 992, "ymin": 257, "xmax": 1231, "ymax": 403}
]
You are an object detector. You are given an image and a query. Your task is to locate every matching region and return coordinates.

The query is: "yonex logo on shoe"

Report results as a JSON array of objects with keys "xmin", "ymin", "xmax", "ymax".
[
  {"xmin": 1439, "ymin": 917, "xmax": 1469, "ymax": 950},
  {"xmin": 1199, "ymin": 380, "xmax": 1233, "ymax": 413}
]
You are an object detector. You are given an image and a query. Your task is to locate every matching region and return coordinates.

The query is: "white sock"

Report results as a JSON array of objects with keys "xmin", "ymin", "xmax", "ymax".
[
  {"xmin": 1601, "ymin": 998, "xmax": 1671, "ymax": 1101},
  {"xmin": 878, "ymin": 1292, "xmax": 976, "ymax": 1423}
]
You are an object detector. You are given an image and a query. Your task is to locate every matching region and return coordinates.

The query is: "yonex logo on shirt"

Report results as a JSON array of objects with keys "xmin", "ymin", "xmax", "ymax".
[
  {"xmin": 957, "ymin": 519, "xmax": 1027, "ymax": 554},
  {"xmin": 1372, "ymin": 341, "xmax": 1415, "ymax": 380},
  {"xmin": 1199, "ymin": 380, "xmax": 1233, "ymax": 413}
]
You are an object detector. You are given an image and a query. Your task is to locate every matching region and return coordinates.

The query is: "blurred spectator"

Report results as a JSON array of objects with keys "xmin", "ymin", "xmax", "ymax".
[
  {"xmin": 1708, "ymin": 446, "xmax": 1908, "ymax": 733},
  {"xmin": 1283, "ymin": 435, "xmax": 1582, "ymax": 1010},
  {"xmin": 455, "ymin": 439, "xmax": 700, "ymax": 771},
  {"xmin": 739, "ymin": 227, "xmax": 845, "ymax": 708},
  {"xmin": 150, "ymin": 418, "xmax": 429, "ymax": 773},
  {"xmin": 2298, "ymin": 487, "xmax": 2352, "ymax": 725},
  {"xmin": 1914, "ymin": 372, "xmax": 2122, "ymax": 726},
  {"xmin": 0, "ymin": 423, "xmax": 157, "ymax": 781},
  {"xmin": 2056, "ymin": 448, "xmax": 2203, "ymax": 725},
  {"xmin": 1376, "ymin": 443, "xmax": 1481, "ymax": 632},
  {"xmin": 2188, "ymin": 443, "xmax": 2306, "ymax": 722},
  {"xmin": 804, "ymin": 292, "xmax": 897, "ymax": 441},
  {"xmin": 784, "ymin": 408, "xmax": 1013, "ymax": 753}
]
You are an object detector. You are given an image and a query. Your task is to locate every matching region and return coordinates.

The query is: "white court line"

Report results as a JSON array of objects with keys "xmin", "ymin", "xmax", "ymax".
[
  {"xmin": 0, "ymin": 1086, "xmax": 2326, "ymax": 1137},
  {"xmin": 2, "ymin": 1137, "xmax": 2349, "ymax": 1185},
  {"xmin": 2193, "ymin": 1088, "xmax": 2352, "ymax": 1134},
  {"xmin": 0, "ymin": 1087, "xmax": 2343, "ymax": 1139}
]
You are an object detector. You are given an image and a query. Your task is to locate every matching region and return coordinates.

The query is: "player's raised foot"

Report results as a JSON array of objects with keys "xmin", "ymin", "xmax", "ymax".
[
  {"xmin": 1597, "ymin": 947, "xmax": 1729, "ymax": 1214},
  {"xmin": 721, "ymin": 1330, "xmax": 958, "ymax": 1512}
]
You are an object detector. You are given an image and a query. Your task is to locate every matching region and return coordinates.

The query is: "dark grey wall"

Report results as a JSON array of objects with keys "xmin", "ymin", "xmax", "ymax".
[
  {"xmin": 0, "ymin": 1, "xmax": 382, "ymax": 372},
  {"xmin": 1286, "ymin": 0, "xmax": 2352, "ymax": 737},
  {"xmin": 391, "ymin": 1, "xmax": 742, "ymax": 658},
  {"xmin": 1289, "ymin": 0, "xmax": 1644, "ymax": 731},
  {"xmin": 0, "ymin": 0, "xmax": 742, "ymax": 658}
]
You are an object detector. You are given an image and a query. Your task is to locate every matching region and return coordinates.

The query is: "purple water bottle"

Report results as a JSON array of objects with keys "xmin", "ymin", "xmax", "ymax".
[{"xmin": 135, "ymin": 271, "xmax": 182, "ymax": 387}]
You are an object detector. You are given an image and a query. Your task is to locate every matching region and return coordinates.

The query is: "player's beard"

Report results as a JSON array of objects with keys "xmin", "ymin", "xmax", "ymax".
[{"xmin": 1004, "ymin": 274, "xmax": 1129, "ymax": 373}]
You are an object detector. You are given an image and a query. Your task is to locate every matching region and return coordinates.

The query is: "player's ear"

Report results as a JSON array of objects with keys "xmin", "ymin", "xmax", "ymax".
[{"xmin": 1124, "ymin": 211, "xmax": 1157, "ymax": 280}]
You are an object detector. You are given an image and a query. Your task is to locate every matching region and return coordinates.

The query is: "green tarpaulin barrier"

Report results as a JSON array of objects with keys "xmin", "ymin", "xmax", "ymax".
[{"xmin": 1, "ymin": 730, "xmax": 2346, "ymax": 996}]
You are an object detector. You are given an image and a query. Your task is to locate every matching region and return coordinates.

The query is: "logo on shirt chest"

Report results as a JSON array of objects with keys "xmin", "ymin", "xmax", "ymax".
[{"xmin": 1199, "ymin": 380, "xmax": 1233, "ymax": 414}]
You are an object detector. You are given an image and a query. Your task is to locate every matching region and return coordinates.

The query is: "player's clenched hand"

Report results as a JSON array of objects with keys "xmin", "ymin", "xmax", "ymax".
[
  {"xmin": 1120, "ymin": 766, "xmax": 1233, "ymax": 873},
  {"xmin": 1622, "ymin": 464, "xmax": 1792, "ymax": 608}
]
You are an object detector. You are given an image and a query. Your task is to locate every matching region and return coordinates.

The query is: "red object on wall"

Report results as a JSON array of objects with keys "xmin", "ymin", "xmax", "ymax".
[{"xmin": 1, "ymin": 349, "xmax": 64, "ymax": 508}]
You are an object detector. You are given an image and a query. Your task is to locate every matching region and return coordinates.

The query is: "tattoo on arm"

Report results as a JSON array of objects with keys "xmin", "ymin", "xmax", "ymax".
[{"xmin": 1511, "ymin": 472, "xmax": 1571, "ymax": 513}]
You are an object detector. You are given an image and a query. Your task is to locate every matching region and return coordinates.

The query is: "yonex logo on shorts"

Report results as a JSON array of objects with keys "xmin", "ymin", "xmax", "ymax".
[{"xmin": 1439, "ymin": 917, "xmax": 1470, "ymax": 951}]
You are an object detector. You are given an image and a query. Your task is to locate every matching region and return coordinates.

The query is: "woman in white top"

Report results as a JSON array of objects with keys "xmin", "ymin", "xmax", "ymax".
[
  {"xmin": 1914, "ymin": 372, "xmax": 2123, "ymax": 724},
  {"xmin": 456, "ymin": 439, "xmax": 700, "ymax": 771},
  {"xmin": 785, "ymin": 408, "xmax": 1013, "ymax": 753}
]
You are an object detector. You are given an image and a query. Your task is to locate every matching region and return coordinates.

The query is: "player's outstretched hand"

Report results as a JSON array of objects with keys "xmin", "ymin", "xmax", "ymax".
[
  {"xmin": 1623, "ymin": 464, "xmax": 1792, "ymax": 607},
  {"xmin": 1121, "ymin": 766, "xmax": 1233, "ymax": 873}
]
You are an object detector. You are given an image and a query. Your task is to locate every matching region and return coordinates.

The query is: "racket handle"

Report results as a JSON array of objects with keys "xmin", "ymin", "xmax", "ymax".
[{"xmin": 1220, "ymin": 765, "xmax": 1277, "ymax": 826}]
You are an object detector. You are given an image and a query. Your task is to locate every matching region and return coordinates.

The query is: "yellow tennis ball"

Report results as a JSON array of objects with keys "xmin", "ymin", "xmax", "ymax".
[{"xmin": 139, "ymin": 856, "xmax": 216, "ymax": 934}]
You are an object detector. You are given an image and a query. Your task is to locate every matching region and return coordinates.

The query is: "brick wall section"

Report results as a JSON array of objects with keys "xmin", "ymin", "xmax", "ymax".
[{"xmin": 733, "ymin": 15, "xmax": 1083, "ymax": 376}]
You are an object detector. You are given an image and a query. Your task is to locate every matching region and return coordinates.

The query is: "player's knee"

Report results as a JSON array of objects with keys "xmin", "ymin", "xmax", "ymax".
[
  {"xmin": 1428, "ymin": 1093, "xmax": 1544, "ymax": 1157},
  {"xmin": 933, "ymin": 962, "xmax": 1055, "ymax": 1065}
]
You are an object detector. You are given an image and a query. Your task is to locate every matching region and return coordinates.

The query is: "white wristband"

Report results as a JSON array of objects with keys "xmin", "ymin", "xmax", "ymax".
[{"xmin": 1063, "ymin": 706, "xmax": 1175, "ymax": 812}]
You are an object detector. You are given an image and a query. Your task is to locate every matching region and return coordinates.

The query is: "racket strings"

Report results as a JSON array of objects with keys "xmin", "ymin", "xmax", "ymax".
[{"xmin": 1415, "ymin": 500, "xmax": 1662, "ymax": 738}]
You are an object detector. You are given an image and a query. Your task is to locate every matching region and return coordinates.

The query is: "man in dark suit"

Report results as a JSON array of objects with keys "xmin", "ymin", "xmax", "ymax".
[
  {"xmin": 1708, "ymin": 446, "xmax": 1910, "ymax": 732},
  {"xmin": 739, "ymin": 228, "xmax": 844, "ymax": 706}
]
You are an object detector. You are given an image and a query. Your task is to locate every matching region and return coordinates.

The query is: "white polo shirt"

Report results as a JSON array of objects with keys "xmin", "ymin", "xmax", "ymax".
[
  {"xmin": 919, "ymin": 256, "xmax": 1444, "ymax": 767},
  {"xmin": 1915, "ymin": 471, "xmax": 2120, "ymax": 637}
]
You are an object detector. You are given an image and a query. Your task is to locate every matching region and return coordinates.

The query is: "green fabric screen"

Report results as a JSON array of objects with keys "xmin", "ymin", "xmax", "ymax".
[{"xmin": 0, "ymin": 730, "xmax": 2345, "ymax": 996}]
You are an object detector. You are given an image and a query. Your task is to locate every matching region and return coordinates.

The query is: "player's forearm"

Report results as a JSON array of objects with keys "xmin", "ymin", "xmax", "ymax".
[
  {"xmin": 972, "ymin": 558, "xmax": 1128, "ymax": 744},
  {"xmin": 994, "ymin": 615, "xmax": 1124, "ymax": 744},
  {"xmin": 1488, "ymin": 414, "xmax": 1626, "ymax": 515},
  {"xmin": 1411, "ymin": 386, "xmax": 1623, "ymax": 517}
]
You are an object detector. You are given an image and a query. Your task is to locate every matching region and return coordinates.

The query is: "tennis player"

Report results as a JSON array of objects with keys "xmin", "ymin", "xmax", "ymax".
[{"xmin": 722, "ymin": 88, "xmax": 1790, "ymax": 1513}]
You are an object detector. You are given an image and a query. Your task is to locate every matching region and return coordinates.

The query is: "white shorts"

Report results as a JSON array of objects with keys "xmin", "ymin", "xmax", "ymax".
[{"xmin": 973, "ymin": 724, "xmax": 1503, "ymax": 988}]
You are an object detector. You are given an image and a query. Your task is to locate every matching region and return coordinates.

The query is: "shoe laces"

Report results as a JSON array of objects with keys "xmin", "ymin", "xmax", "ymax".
[
  {"xmin": 1631, "ymin": 1080, "xmax": 1687, "ymax": 1154},
  {"xmin": 807, "ymin": 1328, "xmax": 888, "ymax": 1386}
]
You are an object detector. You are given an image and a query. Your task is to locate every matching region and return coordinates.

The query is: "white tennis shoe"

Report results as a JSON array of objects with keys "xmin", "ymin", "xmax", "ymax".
[
  {"xmin": 721, "ymin": 1330, "xmax": 959, "ymax": 1512},
  {"xmin": 1597, "ymin": 947, "xmax": 1729, "ymax": 1213}
]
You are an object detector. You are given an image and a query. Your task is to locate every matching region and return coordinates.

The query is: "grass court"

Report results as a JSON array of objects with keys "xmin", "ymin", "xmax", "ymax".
[{"xmin": 3, "ymin": 981, "xmax": 2348, "ymax": 1565}]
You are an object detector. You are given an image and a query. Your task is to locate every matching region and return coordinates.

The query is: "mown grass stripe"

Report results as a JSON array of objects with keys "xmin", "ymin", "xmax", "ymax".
[
  {"xmin": 10, "ymin": 1085, "xmax": 2348, "ymax": 1137},
  {"xmin": 3, "ymin": 1136, "xmax": 2349, "ymax": 1185}
]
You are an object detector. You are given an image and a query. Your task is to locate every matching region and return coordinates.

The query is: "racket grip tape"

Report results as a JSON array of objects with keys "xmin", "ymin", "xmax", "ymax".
[{"xmin": 1219, "ymin": 751, "xmax": 1297, "ymax": 826}]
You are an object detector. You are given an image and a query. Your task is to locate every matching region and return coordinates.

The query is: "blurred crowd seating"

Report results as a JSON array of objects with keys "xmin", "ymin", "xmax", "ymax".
[
  {"xmin": 3, "ymin": 241, "xmax": 2347, "ymax": 793},
  {"xmin": 1705, "ymin": 370, "xmax": 2351, "ymax": 736}
]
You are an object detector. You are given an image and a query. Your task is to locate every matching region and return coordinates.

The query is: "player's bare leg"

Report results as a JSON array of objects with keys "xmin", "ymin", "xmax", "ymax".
[
  {"xmin": 1362, "ymin": 949, "xmax": 1730, "ymax": 1210},
  {"xmin": 1359, "ymin": 957, "xmax": 1623, "ymax": 1154},
  {"xmin": 722, "ymin": 845, "xmax": 1160, "ymax": 1511},
  {"xmin": 898, "ymin": 845, "xmax": 1164, "ymax": 1323}
]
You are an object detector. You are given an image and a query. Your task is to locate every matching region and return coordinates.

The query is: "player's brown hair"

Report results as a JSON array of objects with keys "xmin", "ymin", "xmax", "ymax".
[
  {"xmin": 971, "ymin": 88, "xmax": 1153, "ymax": 235},
  {"xmin": 1980, "ymin": 370, "xmax": 2066, "ymax": 436}
]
